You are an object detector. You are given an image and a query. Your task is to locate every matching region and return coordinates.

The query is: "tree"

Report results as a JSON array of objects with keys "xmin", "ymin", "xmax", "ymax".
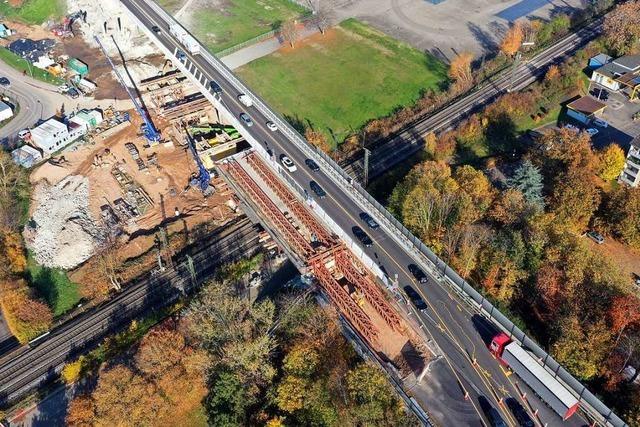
[
  {"xmin": 304, "ymin": 128, "xmax": 332, "ymax": 153},
  {"xmin": 206, "ymin": 370, "xmax": 254, "ymax": 427},
  {"xmin": 550, "ymin": 168, "xmax": 601, "ymax": 231},
  {"xmin": 66, "ymin": 395, "xmax": 96, "ymax": 427},
  {"xmin": 311, "ymin": 7, "xmax": 332, "ymax": 35},
  {"xmin": 455, "ymin": 165, "xmax": 496, "ymax": 218},
  {"xmin": 534, "ymin": 263, "xmax": 565, "ymax": 321},
  {"xmin": 0, "ymin": 231, "xmax": 26, "ymax": 274},
  {"xmin": 603, "ymin": 0, "xmax": 640, "ymax": 55},
  {"xmin": 448, "ymin": 52, "xmax": 473, "ymax": 88},
  {"xmin": 598, "ymin": 144, "xmax": 626, "ymax": 181},
  {"xmin": 136, "ymin": 327, "xmax": 187, "ymax": 378},
  {"xmin": 604, "ymin": 187, "xmax": 640, "ymax": 248},
  {"xmin": 507, "ymin": 160, "xmax": 544, "ymax": 209},
  {"xmin": 500, "ymin": 21, "xmax": 524, "ymax": 57},
  {"xmin": 489, "ymin": 188, "xmax": 527, "ymax": 226},
  {"xmin": 281, "ymin": 20, "xmax": 299, "ymax": 48},
  {"xmin": 608, "ymin": 295, "xmax": 640, "ymax": 346}
]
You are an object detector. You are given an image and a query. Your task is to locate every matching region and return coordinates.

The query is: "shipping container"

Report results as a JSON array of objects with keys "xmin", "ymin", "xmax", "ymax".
[{"xmin": 67, "ymin": 57, "xmax": 88, "ymax": 76}]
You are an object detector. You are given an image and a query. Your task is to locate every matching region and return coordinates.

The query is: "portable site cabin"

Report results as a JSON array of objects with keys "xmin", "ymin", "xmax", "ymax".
[{"xmin": 67, "ymin": 57, "xmax": 88, "ymax": 77}]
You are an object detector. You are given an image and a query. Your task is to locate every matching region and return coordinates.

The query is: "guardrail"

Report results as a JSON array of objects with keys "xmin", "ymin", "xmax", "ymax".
[{"xmin": 137, "ymin": 2, "xmax": 626, "ymax": 425}]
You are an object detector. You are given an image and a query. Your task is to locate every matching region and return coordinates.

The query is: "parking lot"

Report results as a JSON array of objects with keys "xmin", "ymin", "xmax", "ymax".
[{"xmin": 585, "ymin": 82, "xmax": 640, "ymax": 149}]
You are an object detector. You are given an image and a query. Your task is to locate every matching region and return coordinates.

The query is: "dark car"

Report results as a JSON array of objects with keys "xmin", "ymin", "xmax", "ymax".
[
  {"xmin": 403, "ymin": 286, "xmax": 427, "ymax": 312},
  {"xmin": 478, "ymin": 396, "xmax": 508, "ymax": 427},
  {"xmin": 266, "ymin": 148, "xmax": 274, "ymax": 158},
  {"xmin": 352, "ymin": 226, "xmax": 373, "ymax": 247},
  {"xmin": 67, "ymin": 87, "xmax": 79, "ymax": 99},
  {"xmin": 176, "ymin": 50, "xmax": 187, "ymax": 60},
  {"xmin": 359, "ymin": 212, "xmax": 379, "ymax": 229},
  {"xmin": 310, "ymin": 180, "xmax": 326, "ymax": 198},
  {"xmin": 505, "ymin": 397, "xmax": 534, "ymax": 427},
  {"xmin": 0, "ymin": 77, "xmax": 10, "ymax": 87},
  {"xmin": 305, "ymin": 158, "xmax": 320, "ymax": 172},
  {"xmin": 208, "ymin": 80, "xmax": 222, "ymax": 93},
  {"xmin": 408, "ymin": 263, "xmax": 428, "ymax": 284},
  {"xmin": 151, "ymin": 25, "xmax": 161, "ymax": 34}
]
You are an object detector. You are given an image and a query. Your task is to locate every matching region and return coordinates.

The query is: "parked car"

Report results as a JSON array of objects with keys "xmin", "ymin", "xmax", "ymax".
[
  {"xmin": 208, "ymin": 80, "xmax": 222, "ymax": 94},
  {"xmin": 18, "ymin": 129, "xmax": 30, "ymax": 140},
  {"xmin": 408, "ymin": 263, "xmax": 428, "ymax": 284},
  {"xmin": 478, "ymin": 396, "xmax": 508, "ymax": 427},
  {"xmin": 151, "ymin": 25, "xmax": 161, "ymax": 34},
  {"xmin": 587, "ymin": 230, "xmax": 605, "ymax": 244},
  {"xmin": 266, "ymin": 121, "xmax": 278, "ymax": 132},
  {"xmin": 0, "ymin": 77, "xmax": 10, "ymax": 87},
  {"xmin": 305, "ymin": 158, "xmax": 320, "ymax": 172},
  {"xmin": 309, "ymin": 180, "xmax": 326, "ymax": 198},
  {"xmin": 633, "ymin": 273, "xmax": 640, "ymax": 287},
  {"xmin": 359, "ymin": 212, "xmax": 379, "ymax": 229},
  {"xmin": 586, "ymin": 128, "xmax": 599, "ymax": 136},
  {"xmin": 67, "ymin": 87, "xmax": 79, "ymax": 99},
  {"xmin": 593, "ymin": 118, "xmax": 609, "ymax": 128},
  {"xmin": 280, "ymin": 155, "xmax": 297, "ymax": 172},
  {"xmin": 590, "ymin": 88, "xmax": 608, "ymax": 100},
  {"xmin": 238, "ymin": 93, "xmax": 253, "ymax": 107},
  {"xmin": 403, "ymin": 286, "xmax": 427, "ymax": 312},
  {"xmin": 352, "ymin": 225, "xmax": 373, "ymax": 247},
  {"xmin": 505, "ymin": 397, "xmax": 534, "ymax": 427},
  {"xmin": 239, "ymin": 113, "xmax": 253, "ymax": 127},
  {"xmin": 563, "ymin": 123, "xmax": 579, "ymax": 132}
]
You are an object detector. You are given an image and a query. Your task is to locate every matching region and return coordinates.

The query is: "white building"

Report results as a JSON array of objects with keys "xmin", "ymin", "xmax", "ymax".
[
  {"xmin": 11, "ymin": 145, "xmax": 42, "ymax": 168},
  {"xmin": 620, "ymin": 136, "xmax": 640, "ymax": 187},
  {"xmin": 0, "ymin": 101, "xmax": 13, "ymax": 121},
  {"xmin": 591, "ymin": 55, "xmax": 640, "ymax": 92},
  {"xmin": 30, "ymin": 119, "xmax": 75, "ymax": 155}
]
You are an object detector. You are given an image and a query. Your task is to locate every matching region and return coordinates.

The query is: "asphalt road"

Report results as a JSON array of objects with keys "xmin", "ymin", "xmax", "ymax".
[
  {"xmin": 0, "ymin": 217, "xmax": 262, "ymax": 408},
  {"xmin": 342, "ymin": 18, "xmax": 603, "ymax": 182},
  {"xmin": 121, "ymin": 1, "xmax": 598, "ymax": 425}
]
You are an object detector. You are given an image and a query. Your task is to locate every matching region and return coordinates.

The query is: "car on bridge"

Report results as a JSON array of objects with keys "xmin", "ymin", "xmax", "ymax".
[
  {"xmin": 505, "ymin": 397, "xmax": 534, "ymax": 427},
  {"xmin": 359, "ymin": 212, "xmax": 379, "ymax": 229},
  {"xmin": 280, "ymin": 155, "xmax": 297, "ymax": 172},
  {"xmin": 305, "ymin": 158, "xmax": 320, "ymax": 172},
  {"xmin": 239, "ymin": 113, "xmax": 253, "ymax": 127},
  {"xmin": 352, "ymin": 225, "xmax": 373, "ymax": 247},
  {"xmin": 266, "ymin": 121, "xmax": 278, "ymax": 132},
  {"xmin": 151, "ymin": 25, "xmax": 161, "ymax": 34},
  {"xmin": 403, "ymin": 286, "xmax": 427, "ymax": 312},
  {"xmin": 408, "ymin": 263, "xmax": 428, "ymax": 284},
  {"xmin": 238, "ymin": 94, "xmax": 253, "ymax": 107},
  {"xmin": 310, "ymin": 180, "xmax": 326, "ymax": 198},
  {"xmin": 478, "ymin": 396, "xmax": 507, "ymax": 427}
]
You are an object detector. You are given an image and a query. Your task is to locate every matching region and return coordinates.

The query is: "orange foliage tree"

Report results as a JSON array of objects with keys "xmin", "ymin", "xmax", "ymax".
[{"xmin": 500, "ymin": 21, "xmax": 524, "ymax": 56}]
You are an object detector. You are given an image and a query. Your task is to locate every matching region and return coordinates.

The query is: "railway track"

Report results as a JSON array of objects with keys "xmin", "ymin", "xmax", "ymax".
[
  {"xmin": 343, "ymin": 18, "xmax": 603, "ymax": 180},
  {"xmin": 0, "ymin": 218, "xmax": 262, "ymax": 407}
]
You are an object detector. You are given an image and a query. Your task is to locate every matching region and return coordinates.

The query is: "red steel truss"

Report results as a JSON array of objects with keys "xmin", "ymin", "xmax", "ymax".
[
  {"xmin": 311, "ymin": 256, "xmax": 379, "ymax": 344},
  {"xmin": 224, "ymin": 161, "xmax": 314, "ymax": 259},
  {"xmin": 334, "ymin": 249, "xmax": 403, "ymax": 332},
  {"xmin": 246, "ymin": 152, "xmax": 336, "ymax": 247}
]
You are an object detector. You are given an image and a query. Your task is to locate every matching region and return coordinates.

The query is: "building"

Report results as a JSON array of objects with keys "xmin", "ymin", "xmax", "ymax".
[
  {"xmin": 591, "ymin": 55, "xmax": 640, "ymax": 99},
  {"xmin": 0, "ymin": 101, "xmax": 13, "ymax": 122},
  {"xmin": 0, "ymin": 23, "xmax": 12, "ymax": 38},
  {"xmin": 8, "ymin": 38, "xmax": 55, "ymax": 64},
  {"xmin": 588, "ymin": 53, "xmax": 612, "ymax": 70},
  {"xmin": 11, "ymin": 145, "xmax": 42, "ymax": 168},
  {"xmin": 69, "ymin": 109, "xmax": 103, "ymax": 130},
  {"xmin": 30, "ymin": 119, "xmax": 71, "ymax": 154},
  {"xmin": 620, "ymin": 136, "xmax": 640, "ymax": 187},
  {"xmin": 566, "ymin": 96, "xmax": 607, "ymax": 124}
]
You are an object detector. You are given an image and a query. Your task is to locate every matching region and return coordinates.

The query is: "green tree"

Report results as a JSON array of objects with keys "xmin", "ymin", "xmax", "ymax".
[
  {"xmin": 507, "ymin": 160, "xmax": 545, "ymax": 209},
  {"xmin": 206, "ymin": 370, "xmax": 254, "ymax": 427}
]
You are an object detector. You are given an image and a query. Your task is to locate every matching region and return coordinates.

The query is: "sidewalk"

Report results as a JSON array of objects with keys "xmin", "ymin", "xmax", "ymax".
[{"xmin": 221, "ymin": 24, "xmax": 320, "ymax": 70}]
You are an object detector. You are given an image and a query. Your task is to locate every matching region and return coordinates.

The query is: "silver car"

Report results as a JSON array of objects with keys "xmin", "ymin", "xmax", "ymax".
[{"xmin": 239, "ymin": 113, "xmax": 253, "ymax": 127}]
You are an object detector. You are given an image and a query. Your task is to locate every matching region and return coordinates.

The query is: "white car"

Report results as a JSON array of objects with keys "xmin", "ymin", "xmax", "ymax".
[
  {"xmin": 586, "ymin": 128, "xmax": 599, "ymax": 136},
  {"xmin": 564, "ymin": 124, "xmax": 579, "ymax": 132},
  {"xmin": 18, "ymin": 129, "xmax": 30, "ymax": 139},
  {"xmin": 238, "ymin": 94, "xmax": 253, "ymax": 107},
  {"xmin": 280, "ymin": 155, "xmax": 297, "ymax": 172},
  {"xmin": 593, "ymin": 118, "xmax": 609, "ymax": 128},
  {"xmin": 266, "ymin": 121, "xmax": 278, "ymax": 132}
]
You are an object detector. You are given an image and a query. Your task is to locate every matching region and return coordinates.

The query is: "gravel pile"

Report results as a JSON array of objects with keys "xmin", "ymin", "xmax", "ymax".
[{"xmin": 24, "ymin": 175, "xmax": 104, "ymax": 270}]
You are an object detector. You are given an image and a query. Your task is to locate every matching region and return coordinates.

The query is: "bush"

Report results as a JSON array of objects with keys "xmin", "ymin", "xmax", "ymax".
[{"xmin": 62, "ymin": 358, "xmax": 84, "ymax": 383}]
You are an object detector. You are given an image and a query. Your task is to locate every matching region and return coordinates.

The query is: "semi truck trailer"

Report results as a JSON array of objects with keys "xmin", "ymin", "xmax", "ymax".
[
  {"xmin": 489, "ymin": 333, "xmax": 579, "ymax": 421},
  {"xmin": 169, "ymin": 23, "xmax": 200, "ymax": 55}
]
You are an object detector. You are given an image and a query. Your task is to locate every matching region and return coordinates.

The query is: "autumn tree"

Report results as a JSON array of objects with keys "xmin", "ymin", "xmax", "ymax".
[
  {"xmin": 305, "ymin": 128, "xmax": 332, "ymax": 153},
  {"xmin": 603, "ymin": 0, "xmax": 640, "ymax": 56},
  {"xmin": 454, "ymin": 165, "xmax": 496, "ymax": 220},
  {"xmin": 489, "ymin": 188, "xmax": 527, "ymax": 226},
  {"xmin": 500, "ymin": 21, "xmax": 524, "ymax": 57},
  {"xmin": 537, "ymin": 128, "xmax": 598, "ymax": 176},
  {"xmin": 507, "ymin": 160, "xmax": 544, "ymax": 209},
  {"xmin": 422, "ymin": 131, "xmax": 456, "ymax": 163},
  {"xmin": 66, "ymin": 395, "xmax": 96, "ymax": 427},
  {"xmin": 598, "ymin": 144, "xmax": 626, "ymax": 181},
  {"xmin": 281, "ymin": 20, "xmax": 299, "ymax": 48},
  {"xmin": 602, "ymin": 186, "xmax": 640, "ymax": 248},
  {"xmin": 448, "ymin": 52, "xmax": 474, "ymax": 89},
  {"xmin": 608, "ymin": 295, "xmax": 640, "ymax": 346}
]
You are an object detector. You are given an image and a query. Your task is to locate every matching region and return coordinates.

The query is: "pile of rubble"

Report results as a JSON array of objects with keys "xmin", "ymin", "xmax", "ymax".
[{"xmin": 24, "ymin": 175, "xmax": 104, "ymax": 270}]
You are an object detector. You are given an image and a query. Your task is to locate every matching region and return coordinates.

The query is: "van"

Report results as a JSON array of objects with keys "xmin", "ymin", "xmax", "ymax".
[{"xmin": 238, "ymin": 94, "xmax": 253, "ymax": 107}]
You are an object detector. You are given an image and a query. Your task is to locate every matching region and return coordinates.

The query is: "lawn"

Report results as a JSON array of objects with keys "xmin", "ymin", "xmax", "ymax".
[
  {"xmin": 0, "ymin": 0, "xmax": 66, "ymax": 25},
  {"xmin": 185, "ymin": 0, "xmax": 307, "ymax": 53},
  {"xmin": 237, "ymin": 19, "xmax": 449, "ymax": 145},
  {"xmin": 0, "ymin": 47, "xmax": 64, "ymax": 86},
  {"xmin": 26, "ymin": 253, "xmax": 81, "ymax": 317}
]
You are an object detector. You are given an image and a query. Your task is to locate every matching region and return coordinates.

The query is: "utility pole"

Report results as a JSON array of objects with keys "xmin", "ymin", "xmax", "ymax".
[
  {"xmin": 363, "ymin": 148, "xmax": 370, "ymax": 187},
  {"xmin": 507, "ymin": 41, "xmax": 534, "ymax": 93}
]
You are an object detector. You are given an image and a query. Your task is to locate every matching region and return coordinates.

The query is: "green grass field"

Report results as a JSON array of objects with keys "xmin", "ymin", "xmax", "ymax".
[
  {"xmin": 27, "ymin": 253, "xmax": 81, "ymax": 317},
  {"xmin": 0, "ymin": 0, "xmax": 66, "ymax": 25},
  {"xmin": 0, "ymin": 48, "xmax": 64, "ymax": 85},
  {"xmin": 189, "ymin": 0, "xmax": 307, "ymax": 53},
  {"xmin": 237, "ymin": 19, "xmax": 449, "ymax": 145}
]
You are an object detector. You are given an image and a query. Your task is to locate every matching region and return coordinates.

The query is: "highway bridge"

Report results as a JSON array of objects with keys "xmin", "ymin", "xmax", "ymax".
[{"xmin": 119, "ymin": 1, "xmax": 626, "ymax": 426}]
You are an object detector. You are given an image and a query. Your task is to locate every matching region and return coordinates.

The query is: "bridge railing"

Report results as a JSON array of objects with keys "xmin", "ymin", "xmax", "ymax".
[{"xmin": 137, "ymin": 2, "xmax": 625, "ymax": 425}]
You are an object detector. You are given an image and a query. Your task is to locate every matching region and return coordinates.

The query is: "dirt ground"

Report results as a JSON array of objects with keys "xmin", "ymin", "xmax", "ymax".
[
  {"xmin": 586, "ymin": 236, "xmax": 640, "ymax": 288},
  {"xmin": 30, "ymin": 113, "xmax": 237, "ymax": 263}
]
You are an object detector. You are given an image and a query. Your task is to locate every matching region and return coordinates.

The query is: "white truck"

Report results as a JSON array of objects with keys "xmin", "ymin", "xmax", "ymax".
[{"xmin": 169, "ymin": 23, "xmax": 200, "ymax": 55}]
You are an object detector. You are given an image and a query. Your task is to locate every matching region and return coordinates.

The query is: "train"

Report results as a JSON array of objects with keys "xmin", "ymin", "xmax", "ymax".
[{"xmin": 489, "ymin": 333, "xmax": 579, "ymax": 421}]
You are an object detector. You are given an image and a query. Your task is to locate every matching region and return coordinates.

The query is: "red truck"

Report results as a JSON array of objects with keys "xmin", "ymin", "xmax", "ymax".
[{"xmin": 489, "ymin": 332, "xmax": 580, "ymax": 420}]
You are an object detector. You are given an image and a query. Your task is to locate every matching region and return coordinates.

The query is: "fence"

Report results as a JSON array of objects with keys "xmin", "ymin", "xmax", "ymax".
[{"xmin": 136, "ymin": 2, "xmax": 626, "ymax": 425}]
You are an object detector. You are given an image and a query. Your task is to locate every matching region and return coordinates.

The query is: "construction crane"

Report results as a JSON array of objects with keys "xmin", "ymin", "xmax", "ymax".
[
  {"xmin": 183, "ymin": 124, "xmax": 212, "ymax": 194},
  {"xmin": 94, "ymin": 35, "xmax": 161, "ymax": 143}
]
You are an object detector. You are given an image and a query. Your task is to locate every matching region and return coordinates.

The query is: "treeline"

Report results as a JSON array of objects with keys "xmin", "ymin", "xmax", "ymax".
[
  {"xmin": 0, "ymin": 150, "xmax": 54, "ymax": 343},
  {"xmin": 67, "ymin": 274, "xmax": 415, "ymax": 426}
]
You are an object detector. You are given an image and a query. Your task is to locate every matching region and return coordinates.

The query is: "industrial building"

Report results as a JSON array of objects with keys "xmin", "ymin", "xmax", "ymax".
[
  {"xmin": 0, "ymin": 101, "xmax": 13, "ymax": 122},
  {"xmin": 11, "ymin": 145, "xmax": 42, "ymax": 168},
  {"xmin": 30, "ymin": 110, "xmax": 102, "ymax": 155}
]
